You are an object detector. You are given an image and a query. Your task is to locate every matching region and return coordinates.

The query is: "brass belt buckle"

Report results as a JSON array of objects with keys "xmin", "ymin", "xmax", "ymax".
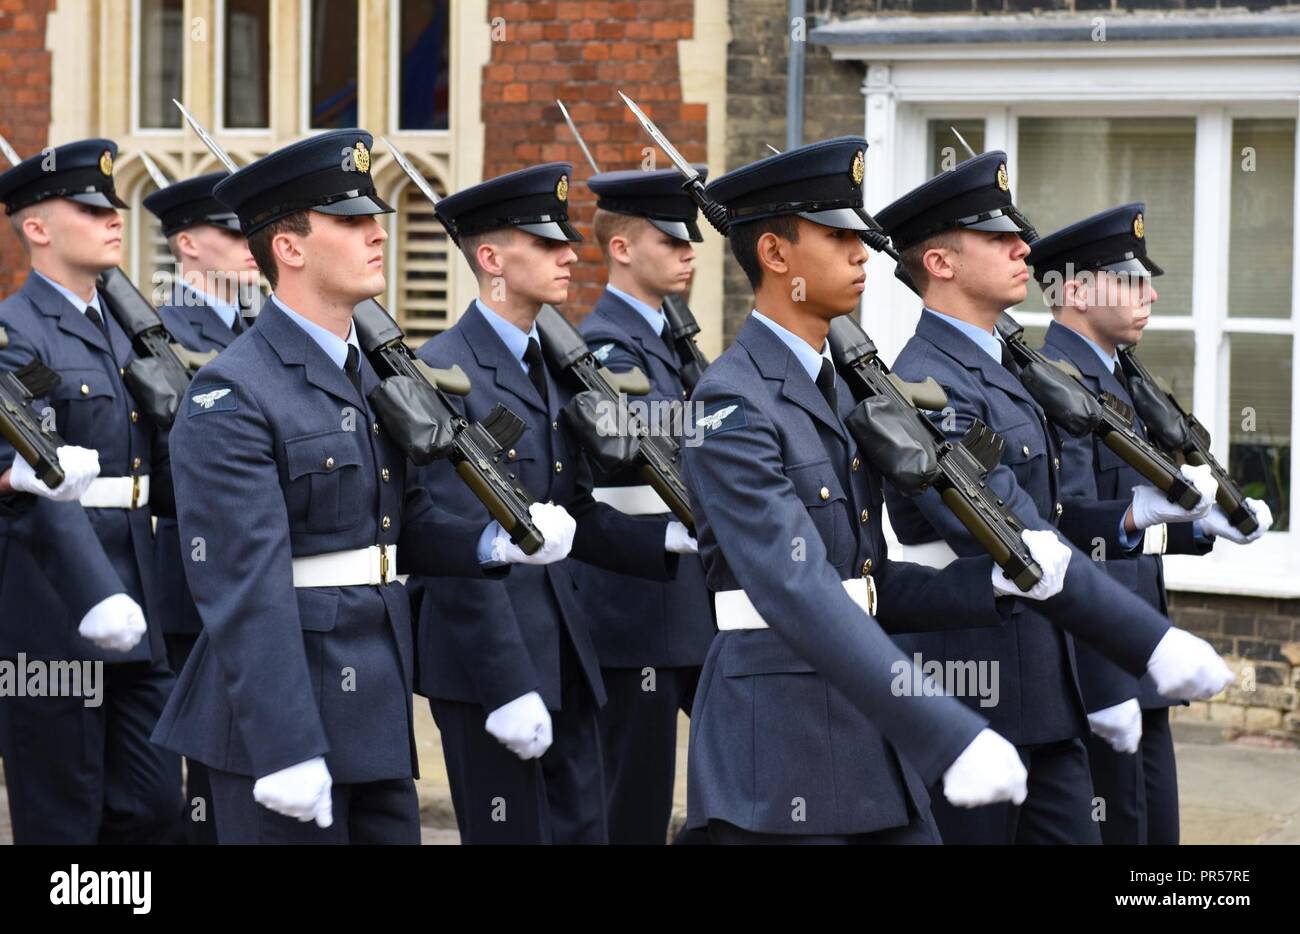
[
  {"xmin": 865, "ymin": 574, "xmax": 877, "ymax": 616},
  {"xmin": 379, "ymin": 545, "xmax": 390, "ymax": 584},
  {"xmin": 130, "ymin": 476, "xmax": 142, "ymax": 510}
]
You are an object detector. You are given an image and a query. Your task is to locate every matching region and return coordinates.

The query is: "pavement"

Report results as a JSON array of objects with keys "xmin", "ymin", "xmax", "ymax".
[{"xmin": 3, "ymin": 714, "xmax": 1297, "ymax": 844}]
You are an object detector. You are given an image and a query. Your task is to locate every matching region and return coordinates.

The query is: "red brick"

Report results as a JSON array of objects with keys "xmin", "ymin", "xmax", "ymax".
[
  {"xmin": 502, "ymin": 82, "xmax": 530, "ymax": 103},
  {"xmin": 582, "ymin": 43, "xmax": 609, "ymax": 61}
]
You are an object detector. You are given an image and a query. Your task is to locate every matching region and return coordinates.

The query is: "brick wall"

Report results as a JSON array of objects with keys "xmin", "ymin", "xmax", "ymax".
[
  {"xmin": 480, "ymin": 0, "xmax": 708, "ymax": 323},
  {"xmin": 0, "ymin": 0, "xmax": 53, "ymax": 299},
  {"xmin": 1169, "ymin": 592, "xmax": 1300, "ymax": 736}
]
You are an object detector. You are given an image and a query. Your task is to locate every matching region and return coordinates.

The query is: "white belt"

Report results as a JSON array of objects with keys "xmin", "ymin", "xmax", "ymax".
[
  {"xmin": 1142, "ymin": 523, "xmax": 1168, "ymax": 556},
  {"xmin": 592, "ymin": 484, "xmax": 669, "ymax": 516},
  {"xmin": 716, "ymin": 577, "xmax": 877, "ymax": 631},
  {"xmin": 291, "ymin": 544, "xmax": 401, "ymax": 588},
  {"xmin": 890, "ymin": 538, "xmax": 958, "ymax": 569},
  {"xmin": 80, "ymin": 475, "xmax": 150, "ymax": 509}
]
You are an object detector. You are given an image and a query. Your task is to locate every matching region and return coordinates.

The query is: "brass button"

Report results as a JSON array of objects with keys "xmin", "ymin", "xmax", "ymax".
[
  {"xmin": 552, "ymin": 421, "xmax": 558, "ymax": 431},
  {"xmin": 1054, "ymin": 502, "xmax": 1063, "ymax": 517},
  {"xmin": 130, "ymin": 410, "xmax": 139, "ymax": 423},
  {"xmin": 381, "ymin": 468, "xmax": 390, "ymax": 482},
  {"xmin": 382, "ymin": 515, "xmax": 391, "ymax": 530},
  {"xmin": 1021, "ymin": 444, "xmax": 1030, "ymax": 457},
  {"xmin": 819, "ymin": 486, "xmax": 830, "ymax": 501},
  {"xmin": 852, "ymin": 456, "xmax": 860, "ymax": 471},
  {"xmin": 80, "ymin": 383, "xmax": 90, "ymax": 396},
  {"xmin": 131, "ymin": 456, "xmax": 141, "ymax": 471},
  {"xmin": 507, "ymin": 448, "xmax": 517, "ymax": 459},
  {"xmin": 118, "ymin": 368, "xmax": 125, "ymax": 377},
  {"xmin": 372, "ymin": 422, "xmax": 380, "ymax": 435},
  {"xmin": 325, "ymin": 456, "xmax": 335, "ymax": 470},
  {"xmin": 554, "ymin": 460, "xmax": 563, "ymax": 473},
  {"xmin": 1054, "ymin": 457, "xmax": 1060, "ymax": 469},
  {"xmin": 860, "ymin": 509, "xmax": 869, "ymax": 523},
  {"xmin": 862, "ymin": 557, "xmax": 873, "ymax": 575}
]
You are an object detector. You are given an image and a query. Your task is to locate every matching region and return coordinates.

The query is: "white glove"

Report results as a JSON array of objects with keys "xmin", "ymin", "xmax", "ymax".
[
  {"xmin": 1130, "ymin": 464, "xmax": 1217, "ymax": 529},
  {"xmin": 664, "ymin": 520, "xmax": 698, "ymax": 555},
  {"xmin": 942, "ymin": 728, "xmax": 1028, "ymax": 808},
  {"xmin": 1087, "ymin": 698, "xmax": 1143, "ymax": 754},
  {"xmin": 77, "ymin": 593, "xmax": 147, "ymax": 653},
  {"xmin": 7, "ymin": 445, "xmax": 101, "ymax": 502},
  {"xmin": 1200, "ymin": 498, "xmax": 1272, "ymax": 545},
  {"xmin": 252, "ymin": 757, "xmax": 333, "ymax": 827},
  {"xmin": 991, "ymin": 529, "xmax": 1071, "ymax": 601},
  {"xmin": 1146, "ymin": 627, "xmax": 1234, "ymax": 701},
  {"xmin": 490, "ymin": 502, "xmax": 576, "ymax": 566},
  {"xmin": 485, "ymin": 691, "xmax": 553, "ymax": 760}
]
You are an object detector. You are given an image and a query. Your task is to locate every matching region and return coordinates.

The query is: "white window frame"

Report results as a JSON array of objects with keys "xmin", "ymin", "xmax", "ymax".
[
  {"xmin": 299, "ymin": 0, "xmax": 360, "ymax": 135},
  {"xmin": 835, "ymin": 37, "xmax": 1300, "ymax": 598},
  {"xmin": 215, "ymin": 0, "xmax": 273, "ymax": 135},
  {"xmin": 387, "ymin": 0, "xmax": 453, "ymax": 138},
  {"xmin": 130, "ymin": 0, "xmax": 185, "ymax": 137}
]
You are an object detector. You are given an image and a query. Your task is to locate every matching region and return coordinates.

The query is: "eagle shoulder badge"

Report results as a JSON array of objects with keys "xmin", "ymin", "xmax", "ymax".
[
  {"xmin": 353, "ymin": 140, "xmax": 371, "ymax": 174},
  {"xmin": 697, "ymin": 398, "xmax": 747, "ymax": 439},
  {"xmin": 851, "ymin": 150, "xmax": 865, "ymax": 186},
  {"xmin": 99, "ymin": 150, "xmax": 114, "ymax": 176},
  {"xmin": 556, "ymin": 174, "xmax": 569, "ymax": 202},
  {"xmin": 187, "ymin": 383, "xmax": 237, "ymax": 417},
  {"xmin": 1133, "ymin": 213, "xmax": 1144, "ymax": 239},
  {"xmin": 996, "ymin": 163, "xmax": 1009, "ymax": 192}
]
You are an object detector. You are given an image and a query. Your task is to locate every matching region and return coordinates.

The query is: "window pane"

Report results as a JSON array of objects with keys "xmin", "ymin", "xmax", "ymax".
[
  {"xmin": 928, "ymin": 120, "xmax": 985, "ymax": 176},
  {"xmin": 1128, "ymin": 329, "xmax": 1194, "ymax": 412},
  {"xmin": 1016, "ymin": 118, "xmax": 1195, "ymax": 316},
  {"xmin": 138, "ymin": 0, "xmax": 183, "ymax": 129},
  {"xmin": 398, "ymin": 1, "xmax": 451, "ymax": 131},
  {"xmin": 1229, "ymin": 118, "xmax": 1295, "ymax": 320},
  {"xmin": 308, "ymin": 0, "xmax": 358, "ymax": 130},
  {"xmin": 224, "ymin": 0, "xmax": 270, "ymax": 128},
  {"xmin": 1229, "ymin": 333, "xmax": 1291, "ymax": 531}
]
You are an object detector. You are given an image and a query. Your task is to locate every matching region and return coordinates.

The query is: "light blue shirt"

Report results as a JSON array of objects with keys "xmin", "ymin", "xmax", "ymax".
[
  {"xmin": 752, "ymin": 309, "xmax": 833, "ymax": 383},
  {"xmin": 181, "ymin": 282, "xmax": 240, "ymax": 332},
  {"xmin": 34, "ymin": 270, "xmax": 103, "ymax": 317},
  {"xmin": 606, "ymin": 284, "xmax": 667, "ymax": 337},
  {"xmin": 475, "ymin": 299, "xmax": 539, "ymax": 373},
  {"xmin": 270, "ymin": 294, "xmax": 359, "ymax": 369},
  {"xmin": 924, "ymin": 308, "xmax": 1005, "ymax": 363}
]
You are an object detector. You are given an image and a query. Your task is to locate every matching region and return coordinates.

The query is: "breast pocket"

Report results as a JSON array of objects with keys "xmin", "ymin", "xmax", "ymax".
[
  {"xmin": 784, "ymin": 458, "xmax": 849, "ymax": 567},
  {"xmin": 283, "ymin": 429, "xmax": 368, "ymax": 534},
  {"xmin": 999, "ymin": 420, "xmax": 1049, "ymax": 495},
  {"xmin": 48, "ymin": 366, "xmax": 118, "ymax": 439}
]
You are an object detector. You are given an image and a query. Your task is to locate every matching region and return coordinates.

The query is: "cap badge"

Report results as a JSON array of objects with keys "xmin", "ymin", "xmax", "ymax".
[
  {"xmin": 99, "ymin": 150, "xmax": 114, "ymax": 176},
  {"xmin": 851, "ymin": 150, "xmax": 865, "ymax": 186},
  {"xmin": 556, "ymin": 175, "xmax": 569, "ymax": 202},
  {"xmin": 996, "ymin": 163, "xmax": 1009, "ymax": 192},
  {"xmin": 353, "ymin": 140, "xmax": 371, "ymax": 174},
  {"xmin": 1133, "ymin": 213, "xmax": 1144, "ymax": 239}
]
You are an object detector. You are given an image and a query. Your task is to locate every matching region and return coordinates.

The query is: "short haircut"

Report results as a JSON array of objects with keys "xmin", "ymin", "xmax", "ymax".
[
  {"xmin": 897, "ymin": 229, "xmax": 963, "ymax": 294},
  {"xmin": 246, "ymin": 210, "xmax": 312, "ymax": 289},
  {"xmin": 458, "ymin": 227, "xmax": 519, "ymax": 279},
  {"xmin": 592, "ymin": 208, "xmax": 649, "ymax": 263},
  {"xmin": 727, "ymin": 214, "xmax": 802, "ymax": 290},
  {"xmin": 7, "ymin": 202, "xmax": 51, "ymax": 254}
]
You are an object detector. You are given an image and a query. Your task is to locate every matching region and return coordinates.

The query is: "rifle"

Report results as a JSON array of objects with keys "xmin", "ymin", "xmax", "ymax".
[
  {"xmin": 0, "ymin": 327, "xmax": 67, "ymax": 488},
  {"xmin": 829, "ymin": 315, "xmax": 1043, "ymax": 592},
  {"xmin": 660, "ymin": 293, "xmax": 709, "ymax": 395},
  {"xmin": 352, "ymin": 299, "xmax": 545, "ymax": 554},
  {"xmin": 535, "ymin": 304, "xmax": 694, "ymax": 529},
  {"xmin": 1118, "ymin": 346, "xmax": 1261, "ymax": 535},
  {"xmin": 995, "ymin": 312, "xmax": 1202, "ymax": 511}
]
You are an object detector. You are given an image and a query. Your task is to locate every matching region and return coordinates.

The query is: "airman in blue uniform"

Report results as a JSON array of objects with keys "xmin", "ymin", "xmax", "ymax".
[
  {"xmin": 575, "ymin": 167, "xmax": 716, "ymax": 844},
  {"xmin": 876, "ymin": 153, "xmax": 1235, "ymax": 844}
]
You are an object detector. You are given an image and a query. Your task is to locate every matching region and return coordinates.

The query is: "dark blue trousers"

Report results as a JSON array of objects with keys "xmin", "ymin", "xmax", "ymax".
[
  {"xmin": 0, "ymin": 656, "xmax": 183, "ymax": 844},
  {"xmin": 928, "ymin": 737, "xmax": 1102, "ymax": 845},
  {"xmin": 707, "ymin": 814, "xmax": 942, "ymax": 845},
  {"xmin": 1086, "ymin": 706, "xmax": 1179, "ymax": 845},
  {"xmin": 208, "ymin": 769, "xmax": 420, "ymax": 844},
  {"xmin": 598, "ymin": 664, "xmax": 698, "ymax": 845},
  {"xmin": 166, "ymin": 633, "xmax": 217, "ymax": 845}
]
